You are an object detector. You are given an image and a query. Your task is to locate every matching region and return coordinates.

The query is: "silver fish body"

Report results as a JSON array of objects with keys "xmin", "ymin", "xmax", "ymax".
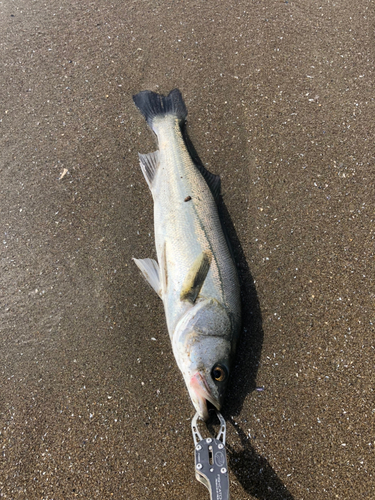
[{"xmin": 133, "ymin": 89, "xmax": 241, "ymax": 420}]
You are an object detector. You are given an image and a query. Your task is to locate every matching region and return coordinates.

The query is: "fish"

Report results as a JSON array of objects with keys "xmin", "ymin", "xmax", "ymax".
[{"xmin": 132, "ymin": 89, "xmax": 241, "ymax": 420}]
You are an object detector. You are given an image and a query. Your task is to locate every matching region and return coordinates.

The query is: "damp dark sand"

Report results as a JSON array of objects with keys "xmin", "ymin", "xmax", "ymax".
[{"xmin": 1, "ymin": 1, "xmax": 373, "ymax": 498}]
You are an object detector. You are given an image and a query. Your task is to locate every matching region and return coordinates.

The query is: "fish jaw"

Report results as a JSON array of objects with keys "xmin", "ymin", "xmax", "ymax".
[{"xmin": 189, "ymin": 371, "xmax": 220, "ymax": 421}]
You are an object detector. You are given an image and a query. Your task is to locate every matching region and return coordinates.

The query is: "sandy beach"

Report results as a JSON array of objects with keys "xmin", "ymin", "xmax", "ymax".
[{"xmin": 1, "ymin": 1, "xmax": 373, "ymax": 498}]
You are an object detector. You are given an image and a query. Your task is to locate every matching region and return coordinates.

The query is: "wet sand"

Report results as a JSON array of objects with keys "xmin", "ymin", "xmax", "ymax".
[{"xmin": 1, "ymin": 1, "xmax": 373, "ymax": 498}]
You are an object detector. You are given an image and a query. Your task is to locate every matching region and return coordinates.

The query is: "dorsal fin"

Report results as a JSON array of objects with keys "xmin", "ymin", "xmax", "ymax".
[
  {"xmin": 194, "ymin": 163, "xmax": 221, "ymax": 200},
  {"xmin": 180, "ymin": 122, "xmax": 221, "ymax": 201}
]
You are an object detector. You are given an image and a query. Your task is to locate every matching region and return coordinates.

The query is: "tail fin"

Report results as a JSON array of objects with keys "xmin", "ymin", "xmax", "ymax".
[{"xmin": 133, "ymin": 89, "xmax": 187, "ymax": 130}]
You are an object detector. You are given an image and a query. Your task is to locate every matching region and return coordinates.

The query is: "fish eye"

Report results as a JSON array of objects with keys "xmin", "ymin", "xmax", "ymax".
[{"xmin": 211, "ymin": 364, "xmax": 227, "ymax": 382}]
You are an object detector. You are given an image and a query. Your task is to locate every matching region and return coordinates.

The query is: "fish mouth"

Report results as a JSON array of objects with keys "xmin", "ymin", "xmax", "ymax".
[{"xmin": 189, "ymin": 372, "xmax": 220, "ymax": 421}]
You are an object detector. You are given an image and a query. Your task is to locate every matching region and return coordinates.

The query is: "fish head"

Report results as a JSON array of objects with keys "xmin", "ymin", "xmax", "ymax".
[{"xmin": 173, "ymin": 298, "xmax": 234, "ymax": 420}]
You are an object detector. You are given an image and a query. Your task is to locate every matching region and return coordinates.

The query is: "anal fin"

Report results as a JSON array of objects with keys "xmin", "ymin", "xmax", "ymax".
[
  {"xmin": 133, "ymin": 258, "xmax": 162, "ymax": 297},
  {"xmin": 180, "ymin": 252, "xmax": 212, "ymax": 303},
  {"xmin": 138, "ymin": 151, "xmax": 159, "ymax": 190}
]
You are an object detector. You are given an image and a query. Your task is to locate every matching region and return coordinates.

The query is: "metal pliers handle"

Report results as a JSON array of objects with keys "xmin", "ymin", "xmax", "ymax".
[{"xmin": 191, "ymin": 411, "xmax": 230, "ymax": 500}]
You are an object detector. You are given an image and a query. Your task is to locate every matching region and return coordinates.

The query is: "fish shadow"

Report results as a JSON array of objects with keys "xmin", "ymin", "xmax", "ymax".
[
  {"xmin": 218, "ymin": 202, "xmax": 294, "ymax": 500},
  {"xmin": 225, "ymin": 417, "xmax": 295, "ymax": 500},
  {"xmin": 182, "ymin": 123, "xmax": 294, "ymax": 500},
  {"xmin": 217, "ymin": 198, "xmax": 263, "ymax": 416},
  {"xmin": 182, "ymin": 121, "xmax": 262, "ymax": 414}
]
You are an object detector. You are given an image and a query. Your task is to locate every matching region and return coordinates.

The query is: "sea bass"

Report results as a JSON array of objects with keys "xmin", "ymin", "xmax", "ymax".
[{"xmin": 132, "ymin": 89, "xmax": 241, "ymax": 420}]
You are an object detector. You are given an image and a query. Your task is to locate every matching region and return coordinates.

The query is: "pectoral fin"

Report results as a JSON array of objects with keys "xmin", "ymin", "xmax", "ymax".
[
  {"xmin": 133, "ymin": 258, "xmax": 162, "ymax": 298},
  {"xmin": 180, "ymin": 252, "xmax": 212, "ymax": 303}
]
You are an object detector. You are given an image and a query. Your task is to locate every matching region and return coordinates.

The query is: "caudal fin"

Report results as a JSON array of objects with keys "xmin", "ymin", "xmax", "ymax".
[{"xmin": 133, "ymin": 89, "xmax": 187, "ymax": 130}]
